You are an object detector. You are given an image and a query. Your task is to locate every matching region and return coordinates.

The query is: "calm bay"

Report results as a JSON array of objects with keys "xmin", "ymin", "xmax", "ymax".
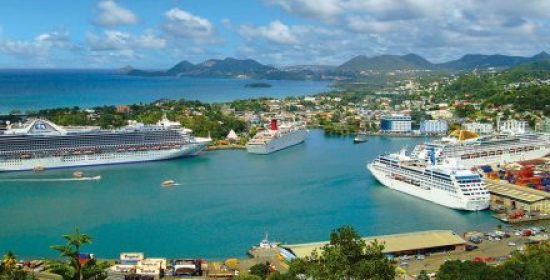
[
  {"xmin": 0, "ymin": 130, "xmax": 497, "ymax": 259},
  {"xmin": 0, "ymin": 70, "xmax": 330, "ymax": 113}
]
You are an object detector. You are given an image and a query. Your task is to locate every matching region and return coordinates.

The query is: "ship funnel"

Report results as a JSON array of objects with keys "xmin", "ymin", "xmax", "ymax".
[{"xmin": 270, "ymin": 119, "xmax": 278, "ymax": 130}]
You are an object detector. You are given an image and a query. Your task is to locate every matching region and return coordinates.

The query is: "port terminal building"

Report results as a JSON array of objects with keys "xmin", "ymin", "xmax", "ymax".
[
  {"xmin": 283, "ymin": 230, "xmax": 467, "ymax": 258},
  {"xmin": 486, "ymin": 179, "xmax": 550, "ymax": 214}
]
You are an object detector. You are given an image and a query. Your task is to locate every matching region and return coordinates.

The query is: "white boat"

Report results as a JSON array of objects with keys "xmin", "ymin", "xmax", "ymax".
[
  {"xmin": 0, "ymin": 117, "xmax": 211, "ymax": 172},
  {"xmin": 354, "ymin": 131, "xmax": 368, "ymax": 143},
  {"xmin": 411, "ymin": 130, "xmax": 550, "ymax": 169},
  {"xmin": 161, "ymin": 180, "xmax": 176, "ymax": 187},
  {"xmin": 367, "ymin": 148, "xmax": 490, "ymax": 211},
  {"xmin": 246, "ymin": 119, "xmax": 308, "ymax": 154}
]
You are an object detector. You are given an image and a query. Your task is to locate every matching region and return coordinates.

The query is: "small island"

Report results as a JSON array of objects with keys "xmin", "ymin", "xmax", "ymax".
[{"xmin": 244, "ymin": 82, "xmax": 272, "ymax": 88}]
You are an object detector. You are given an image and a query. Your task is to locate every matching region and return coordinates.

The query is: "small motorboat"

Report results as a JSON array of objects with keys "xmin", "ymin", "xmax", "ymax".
[
  {"xmin": 354, "ymin": 131, "xmax": 368, "ymax": 143},
  {"xmin": 33, "ymin": 165, "xmax": 45, "ymax": 172},
  {"xmin": 73, "ymin": 171, "xmax": 84, "ymax": 178},
  {"xmin": 161, "ymin": 180, "xmax": 176, "ymax": 187}
]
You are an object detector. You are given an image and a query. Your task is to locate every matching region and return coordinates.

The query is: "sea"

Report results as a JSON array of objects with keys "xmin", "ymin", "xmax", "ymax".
[
  {"xmin": 0, "ymin": 131, "xmax": 498, "ymax": 259},
  {"xmin": 0, "ymin": 70, "xmax": 331, "ymax": 114}
]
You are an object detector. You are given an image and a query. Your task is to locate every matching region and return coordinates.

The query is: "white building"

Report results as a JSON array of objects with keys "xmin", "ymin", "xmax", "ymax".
[
  {"xmin": 498, "ymin": 119, "xmax": 528, "ymax": 134},
  {"xmin": 420, "ymin": 120, "xmax": 449, "ymax": 135},
  {"xmin": 463, "ymin": 122, "xmax": 494, "ymax": 135},
  {"xmin": 380, "ymin": 114, "xmax": 412, "ymax": 133}
]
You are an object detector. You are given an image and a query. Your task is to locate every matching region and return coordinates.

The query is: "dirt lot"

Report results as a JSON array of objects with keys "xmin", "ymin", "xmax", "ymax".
[{"xmin": 400, "ymin": 234, "xmax": 529, "ymax": 276}]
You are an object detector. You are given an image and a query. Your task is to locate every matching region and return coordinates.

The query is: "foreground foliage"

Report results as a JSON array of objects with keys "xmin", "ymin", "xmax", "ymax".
[
  {"xmin": 0, "ymin": 251, "xmax": 36, "ymax": 280},
  {"xmin": 249, "ymin": 226, "xmax": 396, "ymax": 280},
  {"xmin": 437, "ymin": 241, "xmax": 550, "ymax": 280},
  {"xmin": 48, "ymin": 228, "xmax": 109, "ymax": 280}
]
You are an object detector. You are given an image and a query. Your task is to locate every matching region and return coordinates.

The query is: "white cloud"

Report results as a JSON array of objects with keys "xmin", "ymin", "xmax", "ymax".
[
  {"xmin": 86, "ymin": 30, "xmax": 166, "ymax": 51},
  {"xmin": 162, "ymin": 8, "xmax": 216, "ymax": 41},
  {"xmin": 94, "ymin": 0, "xmax": 138, "ymax": 26},
  {"xmin": 265, "ymin": 0, "xmax": 343, "ymax": 20},
  {"xmin": 239, "ymin": 21, "xmax": 298, "ymax": 44},
  {"xmin": 0, "ymin": 30, "xmax": 79, "ymax": 58},
  {"xmin": 259, "ymin": 0, "xmax": 550, "ymax": 63}
]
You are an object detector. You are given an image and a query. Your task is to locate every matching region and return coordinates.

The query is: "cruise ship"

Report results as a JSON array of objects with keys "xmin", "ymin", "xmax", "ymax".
[
  {"xmin": 411, "ymin": 130, "xmax": 550, "ymax": 169},
  {"xmin": 246, "ymin": 119, "xmax": 308, "ymax": 154},
  {"xmin": 367, "ymin": 149, "xmax": 490, "ymax": 211},
  {"xmin": 0, "ymin": 118, "xmax": 211, "ymax": 172}
]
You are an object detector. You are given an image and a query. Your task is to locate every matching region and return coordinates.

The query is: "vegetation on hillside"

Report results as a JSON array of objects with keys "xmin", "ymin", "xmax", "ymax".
[
  {"xmin": 436, "ymin": 61, "xmax": 550, "ymax": 115},
  {"xmin": 35, "ymin": 99, "xmax": 247, "ymax": 139}
]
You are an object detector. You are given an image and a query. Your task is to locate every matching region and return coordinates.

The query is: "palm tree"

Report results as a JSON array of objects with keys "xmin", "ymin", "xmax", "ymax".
[
  {"xmin": 49, "ymin": 227, "xmax": 103, "ymax": 280},
  {"xmin": 2, "ymin": 251, "xmax": 17, "ymax": 271}
]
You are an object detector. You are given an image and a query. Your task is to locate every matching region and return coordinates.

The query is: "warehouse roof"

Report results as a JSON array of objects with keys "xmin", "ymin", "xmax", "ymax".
[
  {"xmin": 284, "ymin": 230, "xmax": 466, "ymax": 258},
  {"xmin": 486, "ymin": 180, "xmax": 549, "ymax": 203}
]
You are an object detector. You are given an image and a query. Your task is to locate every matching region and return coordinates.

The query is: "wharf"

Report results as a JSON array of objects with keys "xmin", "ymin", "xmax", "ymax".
[{"xmin": 485, "ymin": 178, "xmax": 550, "ymax": 223}]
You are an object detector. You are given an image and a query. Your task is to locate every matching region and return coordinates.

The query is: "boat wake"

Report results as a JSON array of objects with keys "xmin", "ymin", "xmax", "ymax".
[{"xmin": 0, "ymin": 176, "xmax": 101, "ymax": 182}]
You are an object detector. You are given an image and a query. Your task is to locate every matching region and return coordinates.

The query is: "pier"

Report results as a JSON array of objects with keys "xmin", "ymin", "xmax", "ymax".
[{"xmin": 486, "ymin": 179, "xmax": 550, "ymax": 223}]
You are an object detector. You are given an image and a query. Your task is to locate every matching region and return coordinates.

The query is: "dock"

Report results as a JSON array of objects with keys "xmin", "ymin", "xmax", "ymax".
[{"xmin": 486, "ymin": 179, "xmax": 550, "ymax": 223}]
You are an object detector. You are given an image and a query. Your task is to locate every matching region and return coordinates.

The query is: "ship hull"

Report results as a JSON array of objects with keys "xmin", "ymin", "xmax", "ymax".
[
  {"xmin": 368, "ymin": 164, "xmax": 489, "ymax": 211},
  {"xmin": 246, "ymin": 129, "xmax": 308, "ymax": 155},
  {"xmin": 0, "ymin": 144, "xmax": 207, "ymax": 172}
]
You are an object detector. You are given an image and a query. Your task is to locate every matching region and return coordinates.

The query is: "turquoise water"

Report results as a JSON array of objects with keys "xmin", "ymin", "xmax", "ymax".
[
  {"xmin": 0, "ymin": 70, "xmax": 330, "ymax": 114},
  {"xmin": 0, "ymin": 131, "xmax": 497, "ymax": 259}
]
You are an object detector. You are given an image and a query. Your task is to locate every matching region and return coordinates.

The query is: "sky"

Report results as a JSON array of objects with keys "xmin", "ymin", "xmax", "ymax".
[{"xmin": 0, "ymin": 0, "xmax": 548, "ymax": 68}]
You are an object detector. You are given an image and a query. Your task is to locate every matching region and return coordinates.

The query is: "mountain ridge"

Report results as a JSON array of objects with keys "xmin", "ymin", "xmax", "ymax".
[{"xmin": 126, "ymin": 52, "xmax": 549, "ymax": 79}]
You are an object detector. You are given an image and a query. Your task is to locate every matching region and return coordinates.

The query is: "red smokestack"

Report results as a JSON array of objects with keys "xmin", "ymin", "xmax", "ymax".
[{"xmin": 270, "ymin": 119, "xmax": 278, "ymax": 130}]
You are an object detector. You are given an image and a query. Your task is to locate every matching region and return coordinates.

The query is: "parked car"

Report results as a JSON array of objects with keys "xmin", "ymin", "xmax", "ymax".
[
  {"xmin": 466, "ymin": 245, "xmax": 479, "ymax": 251},
  {"xmin": 469, "ymin": 236, "xmax": 482, "ymax": 244}
]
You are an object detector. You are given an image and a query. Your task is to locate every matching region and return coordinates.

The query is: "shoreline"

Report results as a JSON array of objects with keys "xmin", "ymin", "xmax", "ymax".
[{"xmin": 207, "ymin": 144, "xmax": 246, "ymax": 151}]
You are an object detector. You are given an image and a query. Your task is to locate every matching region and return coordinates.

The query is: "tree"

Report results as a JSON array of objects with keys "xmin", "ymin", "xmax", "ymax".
[
  {"xmin": 48, "ymin": 228, "xmax": 108, "ymax": 280},
  {"xmin": 287, "ymin": 225, "xmax": 396, "ymax": 280},
  {"xmin": 416, "ymin": 270, "xmax": 430, "ymax": 280},
  {"xmin": 0, "ymin": 251, "xmax": 35, "ymax": 280},
  {"xmin": 1, "ymin": 251, "xmax": 17, "ymax": 272},
  {"xmin": 499, "ymin": 241, "xmax": 550, "ymax": 280},
  {"xmin": 437, "ymin": 260, "xmax": 498, "ymax": 280},
  {"xmin": 234, "ymin": 275, "xmax": 262, "ymax": 280},
  {"xmin": 249, "ymin": 262, "xmax": 271, "ymax": 279}
]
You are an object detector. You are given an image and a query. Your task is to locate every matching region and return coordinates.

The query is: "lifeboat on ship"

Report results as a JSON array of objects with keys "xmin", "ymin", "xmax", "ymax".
[{"xmin": 20, "ymin": 153, "xmax": 31, "ymax": 159}]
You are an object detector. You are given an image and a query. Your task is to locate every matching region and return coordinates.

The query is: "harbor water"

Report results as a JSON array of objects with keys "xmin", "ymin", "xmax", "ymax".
[
  {"xmin": 0, "ymin": 130, "xmax": 498, "ymax": 259},
  {"xmin": 0, "ymin": 70, "xmax": 330, "ymax": 113}
]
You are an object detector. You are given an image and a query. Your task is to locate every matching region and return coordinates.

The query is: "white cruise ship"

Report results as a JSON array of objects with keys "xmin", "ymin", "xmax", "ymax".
[
  {"xmin": 367, "ymin": 149, "xmax": 490, "ymax": 211},
  {"xmin": 246, "ymin": 119, "xmax": 308, "ymax": 154},
  {"xmin": 0, "ymin": 118, "xmax": 211, "ymax": 172},
  {"xmin": 411, "ymin": 130, "xmax": 550, "ymax": 169}
]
